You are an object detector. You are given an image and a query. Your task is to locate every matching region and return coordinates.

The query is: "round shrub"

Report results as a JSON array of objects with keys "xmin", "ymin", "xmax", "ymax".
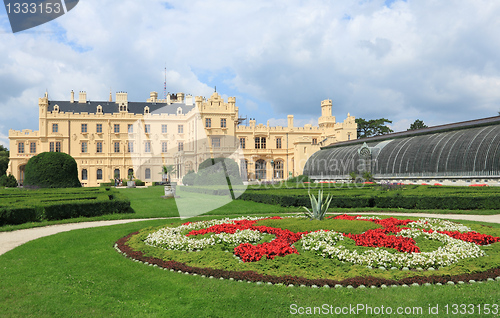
[
  {"xmin": 182, "ymin": 171, "xmax": 196, "ymax": 186},
  {"xmin": 196, "ymin": 157, "xmax": 243, "ymax": 185},
  {"xmin": 24, "ymin": 152, "xmax": 81, "ymax": 188},
  {"xmin": 0, "ymin": 174, "xmax": 18, "ymax": 187}
]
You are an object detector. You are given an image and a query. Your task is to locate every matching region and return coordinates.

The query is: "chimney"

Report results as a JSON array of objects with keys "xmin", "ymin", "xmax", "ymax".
[
  {"xmin": 177, "ymin": 92, "xmax": 185, "ymax": 103},
  {"xmin": 70, "ymin": 90, "xmax": 75, "ymax": 103},
  {"xmin": 288, "ymin": 115, "xmax": 294, "ymax": 128},
  {"xmin": 78, "ymin": 91, "xmax": 87, "ymax": 104}
]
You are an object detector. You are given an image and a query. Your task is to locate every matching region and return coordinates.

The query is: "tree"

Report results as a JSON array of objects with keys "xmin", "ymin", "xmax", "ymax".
[
  {"xmin": 408, "ymin": 119, "xmax": 428, "ymax": 131},
  {"xmin": 356, "ymin": 118, "xmax": 393, "ymax": 138},
  {"xmin": 24, "ymin": 152, "xmax": 81, "ymax": 188},
  {"xmin": 161, "ymin": 165, "xmax": 177, "ymax": 183},
  {"xmin": 0, "ymin": 145, "xmax": 9, "ymax": 177},
  {"xmin": 0, "ymin": 174, "xmax": 17, "ymax": 187}
]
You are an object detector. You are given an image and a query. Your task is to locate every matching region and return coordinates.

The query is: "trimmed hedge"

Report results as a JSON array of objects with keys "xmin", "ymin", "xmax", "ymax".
[
  {"xmin": 179, "ymin": 186, "xmax": 231, "ymax": 196},
  {"xmin": 237, "ymin": 185, "xmax": 500, "ymax": 210},
  {"xmin": 0, "ymin": 188, "xmax": 132, "ymax": 226},
  {"xmin": 24, "ymin": 152, "xmax": 81, "ymax": 188}
]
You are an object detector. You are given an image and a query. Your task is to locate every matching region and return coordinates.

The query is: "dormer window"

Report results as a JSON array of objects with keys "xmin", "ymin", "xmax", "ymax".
[
  {"xmin": 97, "ymin": 105, "xmax": 103, "ymax": 114},
  {"xmin": 144, "ymin": 106, "xmax": 150, "ymax": 114},
  {"xmin": 177, "ymin": 107, "xmax": 182, "ymax": 115},
  {"xmin": 53, "ymin": 105, "xmax": 59, "ymax": 113},
  {"xmin": 119, "ymin": 104, "xmax": 127, "ymax": 112}
]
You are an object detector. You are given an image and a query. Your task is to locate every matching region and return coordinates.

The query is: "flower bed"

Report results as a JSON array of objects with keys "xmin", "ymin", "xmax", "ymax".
[{"xmin": 118, "ymin": 215, "xmax": 500, "ymax": 287}]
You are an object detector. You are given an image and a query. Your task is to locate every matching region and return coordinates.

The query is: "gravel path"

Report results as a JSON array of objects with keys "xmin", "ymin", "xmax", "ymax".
[
  {"xmin": 1, "ymin": 213, "xmax": 499, "ymax": 256},
  {"xmin": 0, "ymin": 218, "xmax": 167, "ymax": 256}
]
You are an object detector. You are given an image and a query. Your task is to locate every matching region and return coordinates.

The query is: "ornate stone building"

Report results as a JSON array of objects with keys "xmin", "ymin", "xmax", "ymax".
[{"xmin": 8, "ymin": 90, "xmax": 357, "ymax": 186}]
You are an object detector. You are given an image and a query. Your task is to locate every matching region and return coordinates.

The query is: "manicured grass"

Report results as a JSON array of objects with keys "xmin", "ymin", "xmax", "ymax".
[
  {"xmin": 0, "ymin": 186, "xmax": 301, "ymax": 232},
  {"xmin": 2, "ymin": 185, "xmax": 500, "ymax": 233},
  {"xmin": 1, "ymin": 218, "xmax": 499, "ymax": 317}
]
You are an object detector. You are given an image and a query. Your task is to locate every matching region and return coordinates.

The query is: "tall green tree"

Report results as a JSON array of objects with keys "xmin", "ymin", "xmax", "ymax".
[
  {"xmin": 408, "ymin": 119, "xmax": 428, "ymax": 131},
  {"xmin": 356, "ymin": 118, "xmax": 393, "ymax": 139},
  {"xmin": 0, "ymin": 145, "xmax": 9, "ymax": 177}
]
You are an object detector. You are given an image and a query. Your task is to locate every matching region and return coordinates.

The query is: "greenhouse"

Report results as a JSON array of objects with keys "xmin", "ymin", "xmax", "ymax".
[{"xmin": 303, "ymin": 116, "xmax": 500, "ymax": 185}]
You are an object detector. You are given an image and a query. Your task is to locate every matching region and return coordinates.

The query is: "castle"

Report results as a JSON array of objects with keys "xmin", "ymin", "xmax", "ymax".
[{"xmin": 8, "ymin": 90, "xmax": 357, "ymax": 186}]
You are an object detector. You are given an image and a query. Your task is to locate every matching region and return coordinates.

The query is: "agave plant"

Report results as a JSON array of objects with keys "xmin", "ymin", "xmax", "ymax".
[{"xmin": 303, "ymin": 190, "xmax": 333, "ymax": 220}]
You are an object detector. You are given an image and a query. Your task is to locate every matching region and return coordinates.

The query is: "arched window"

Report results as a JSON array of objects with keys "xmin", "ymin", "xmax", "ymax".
[
  {"xmin": 81, "ymin": 169, "xmax": 88, "ymax": 180},
  {"xmin": 145, "ymin": 168, "xmax": 151, "ymax": 179},
  {"xmin": 97, "ymin": 105, "xmax": 103, "ymax": 114},
  {"xmin": 255, "ymin": 159, "xmax": 266, "ymax": 180},
  {"xmin": 114, "ymin": 169, "xmax": 120, "ymax": 179},
  {"xmin": 96, "ymin": 169, "xmax": 103, "ymax": 180},
  {"xmin": 144, "ymin": 106, "xmax": 150, "ymax": 114},
  {"xmin": 53, "ymin": 105, "xmax": 59, "ymax": 113},
  {"xmin": 273, "ymin": 160, "xmax": 284, "ymax": 179}
]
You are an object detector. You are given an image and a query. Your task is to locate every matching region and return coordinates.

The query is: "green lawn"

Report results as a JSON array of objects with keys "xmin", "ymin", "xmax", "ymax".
[
  {"xmin": 1, "ymin": 218, "xmax": 499, "ymax": 317},
  {"xmin": 2, "ymin": 185, "xmax": 499, "ymax": 233}
]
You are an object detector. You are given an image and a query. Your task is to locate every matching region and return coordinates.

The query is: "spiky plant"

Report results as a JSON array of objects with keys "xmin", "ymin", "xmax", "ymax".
[{"xmin": 303, "ymin": 190, "xmax": 333, "ymax": 220}]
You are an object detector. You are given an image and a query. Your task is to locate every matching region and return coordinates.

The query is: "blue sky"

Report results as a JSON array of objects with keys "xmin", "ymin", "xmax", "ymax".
[{"xmin": 1, "ymin": 0, "xmax": 500, "ymax": 148}]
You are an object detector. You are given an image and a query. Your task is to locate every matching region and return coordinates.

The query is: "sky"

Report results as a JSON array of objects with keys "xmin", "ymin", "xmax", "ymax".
[{"xmin": 1, "ymin": 0, "xmax": 500, "ymax": 148}]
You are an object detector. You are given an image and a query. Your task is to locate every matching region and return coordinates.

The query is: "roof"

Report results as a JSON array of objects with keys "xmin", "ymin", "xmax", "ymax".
[
  {"xmin": 304, "ymin": 116, "xmax": 500, "ymax": 178},
  {"xmin": 48, "ymin": 100, "xmax": 196, "ymax": 115},
  {"xmin": 323, "ymin": 115, "xmax": 500, "ymax": 149}
]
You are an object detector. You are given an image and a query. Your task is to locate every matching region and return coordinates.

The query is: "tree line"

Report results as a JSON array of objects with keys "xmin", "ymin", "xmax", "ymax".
[{"xmin": 355, "ymin": 118, "xmax": 427, "ymax": 139}]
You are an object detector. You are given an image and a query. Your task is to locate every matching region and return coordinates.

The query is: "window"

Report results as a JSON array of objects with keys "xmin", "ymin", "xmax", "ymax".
[
  {"xmin": 18, "ymin": 143, "xmax": 24, "ymax": 154},
  {"xmin": 81, "ymin": 141, "xmax": 88, "ymax": 153},
  {"xmin": 276, "ymin": 138, "xmax": 282, "ymax": 149},
  {"xmin": 161, "ymin": 124, "xmax": 167, "ymax": 134},
  {"xmin": 144, "ymin": 106, "xmax": 150, "ymax": 114},
  {"xmin": 145, "ymin": 124, "xmax": 151, "ymax": 134},
  {"xmin": 221, "ymin": 118, "xmax": 226, "ymax": 128},
  {"xmin": 145, "ymin": 168, "xmax": 151, "ymax": 180},
  {"xmin": 178, "ymin": 125, "xmax": 183, "ymax": 134},
  {"xmin": 81, "ymin": 169, "xmax": 88, "ymax": 180},
  {"xmin": 145, "ymin": 141, "xmax": 151, "ymax": 153},
  {"xmin": 312, "ymin": 138, "xmax": 317, "ymax": 145},
  {"xmin": 114, "ymin": 142, "xmax": 120, "ymax": 153},
  {"xmin": 114, "ymin": 124, "xmax": 120, "ymax": 133},
  {"xmin": 52, "ymin": 124, "xmax": 58, "ymax": 133},
  {"xmin": 239, "ymin": 138, "xmax": 245, "ymax": 149},
  {"xmin": 128, "ymin": 169, "xmax": 134, "ymax": 178},
  {"xmin": 211, "ymin": 137, "xmax": 220, "ymax": 148},
  {"xmin": 255, "ymin": 159, "xmax": 266, "ymax": 180},
  {"xmin": 97, "ymin": 169, "xmax": 103, "ymax": 180},
  {"xmin": 240, "ymin": 159, "xmax": 248, "ymax": 179},
  {"xmin": 96, "ymin": 141, "xmax": 103, "ymax": 153},
  {"xmin": 162, "ymin": 142, "xmax": 168, "ymax": 153},
  {"xmin": 128, "ymin": 124, "xmax": 133, "ymax": 133},
  {"xmin": 205, "ymin": 118, "xmax": 211, "ymax": 128},
  {"xmin": 97, "ymin": 105, "xmax": 103, "ymax": 114},
  {"xmin": 114, "ymin": 169, "xmax": 120, "ymax": 179},
  {"xmin": 50, "ymin": 141, "xmax": 62, "ymax": 152},
  {"xmin": 128, "ymin": 142, "xmax": 134, "ymax": 153},
  {"xmin": 81, "ymin": 124, "xmax": 87, "ymax": 133},
  {"xmin": 273, "ymin": 160, "xmax": 284, "ymax": 179},
  {"xmin": 178, "ymin": 141, "xmax": 184, "ymax": 151},
  {"xmin": 96, "ymin": 124, "xmax": 102, "ymax": 133},
  {"xmin": 30, "ymin": 142, "xmax": 36, "ymax": 153},
  {"xmin": 255, "ymin": 137, "xmax": 266, "ymax": 149}
]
